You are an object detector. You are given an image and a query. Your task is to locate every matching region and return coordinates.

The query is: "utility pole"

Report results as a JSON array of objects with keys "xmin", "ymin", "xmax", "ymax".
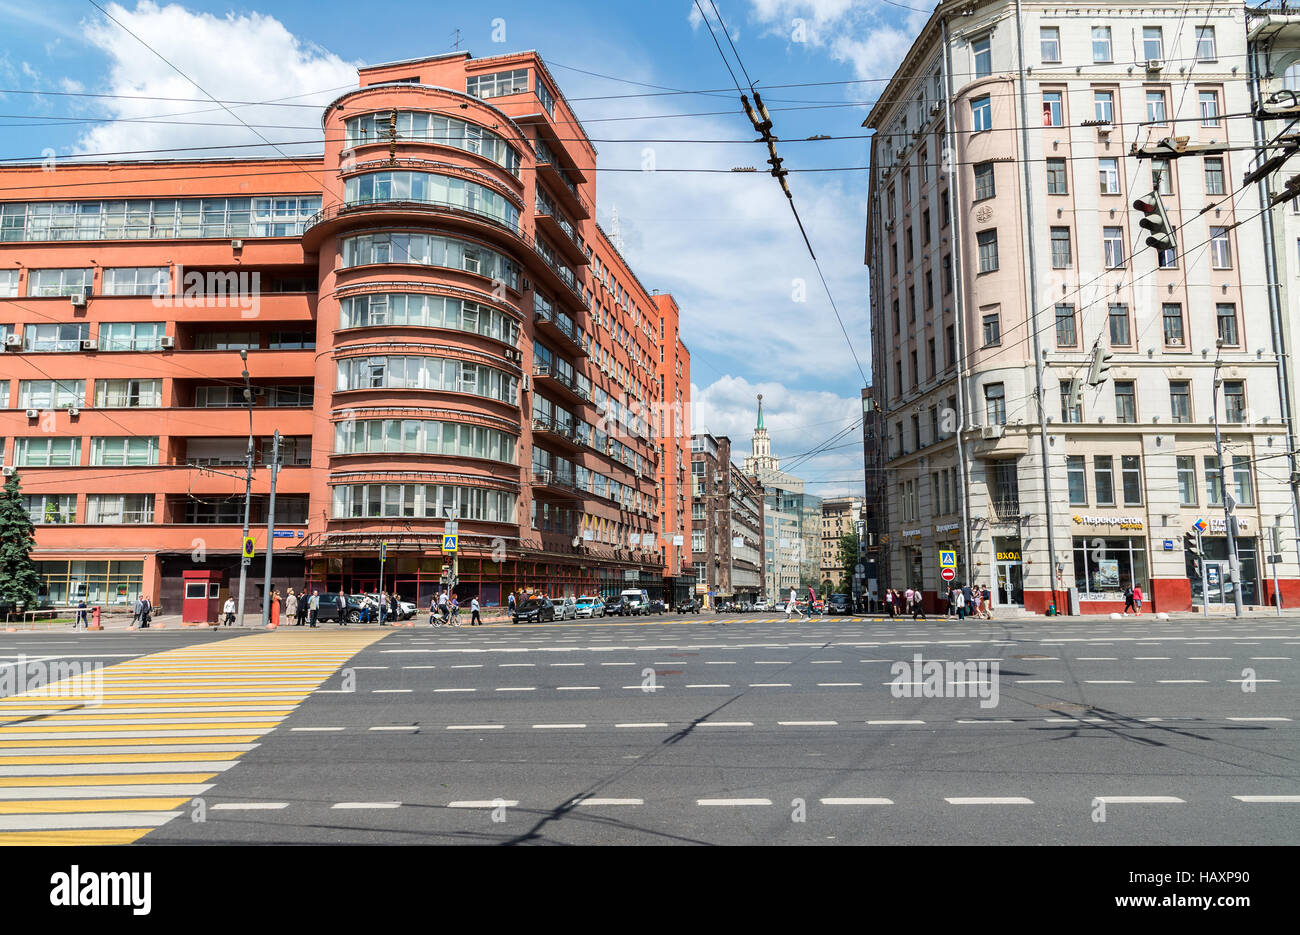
[
  {"xmin": 235, "ymin": 350, "xmax": 255, "ymax": 628},
  {"xmin": 260, "ymin": 430, "xmax": 281, "ymax": 627},
  {"xmin": 1212, "ymin": 353, "xmax": 1244, "ymax": 617}
]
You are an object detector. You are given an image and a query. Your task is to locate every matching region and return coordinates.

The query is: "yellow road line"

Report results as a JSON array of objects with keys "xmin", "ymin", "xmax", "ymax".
[
  {"xmin": 0, "ymin": 774, "xmax": 219, "ymax": 787},
  {"xmin": 0, "ymin": 798, "xmax": 191, "ymax": 814},
  {"xmin": 0, "ymin": 736, "xmax": 263, "ymax": 748},
  {"xmin": 0, "ymin": 752, "xmax": 244, "ymax": 765},
  {"xmin": 0, "ymin": 723, "xmax": 280, "ymax": 734},
  {"xmin": 0, "ymin": 828, "xmax": 153, "ymax": 845}
]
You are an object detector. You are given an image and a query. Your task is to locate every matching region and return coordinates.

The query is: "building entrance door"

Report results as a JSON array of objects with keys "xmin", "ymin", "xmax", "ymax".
[{"xmin": 995, "ymin": 562, "xmax": 1023, "ymax": 606}]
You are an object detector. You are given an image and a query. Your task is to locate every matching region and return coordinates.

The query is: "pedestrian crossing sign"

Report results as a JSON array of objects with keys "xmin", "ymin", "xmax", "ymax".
[
  {"xmin": 939, "ymin": 549, "xmax": 956, "ymax": 570},
  {"xmin": 442, "ymin": 534, "xmax": 458, "ymax": 553}
]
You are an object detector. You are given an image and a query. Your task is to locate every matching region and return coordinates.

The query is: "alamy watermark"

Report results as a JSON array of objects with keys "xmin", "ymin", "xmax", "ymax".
[
  {"xmin": 0, "ymin": 654, "xmax": 104, "ymax": 702},
  {"xmin": 889, "ymin": 653, "xmax": 1000, "ymax": 708}
]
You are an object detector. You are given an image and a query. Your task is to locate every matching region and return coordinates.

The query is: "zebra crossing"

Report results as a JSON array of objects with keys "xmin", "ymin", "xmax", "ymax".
[{"xmin": 0, "ymin": 631, "xmax": 384, "ymax": 845}]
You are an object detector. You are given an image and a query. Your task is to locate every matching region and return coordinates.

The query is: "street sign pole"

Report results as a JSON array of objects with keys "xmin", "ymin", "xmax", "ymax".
[
  {"xmin": 1197, "ymin": 529, "xmax": 1208, "ymax": 618},
  {"xmin": 1271, "ymin": 524, "xmax": 1282, "ymax": 616},
  {"xmin": 260, "ymin": 430, "xmax": 280, "ymax": 627}
]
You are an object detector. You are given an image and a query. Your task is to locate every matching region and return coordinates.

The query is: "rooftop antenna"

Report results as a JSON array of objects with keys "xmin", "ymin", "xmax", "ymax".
[
  {"xmin": 451, "ymin": 28, "xmax": 462, "ymax": 51},
  {"xmin": 609, "ymin": 204, "xmax": 625, "ymax": 253}
]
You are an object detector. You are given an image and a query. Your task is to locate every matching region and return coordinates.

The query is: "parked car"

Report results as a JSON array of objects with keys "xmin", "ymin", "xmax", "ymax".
[
  {"xmin": 752, "ymin": 600, "xmax": 771, "ymax": 611},
  {"xmin": 828, "ymin": 593, "xmax": 852, "ymax": 615},
  {"xmin": 574, "ymin": 596, "xmax": 605, "ymax": 618},
  {"xmin": 605, "ymin": 596, "xmax": 629, "ymax": 616},
  {"xmin": 513, "ymin": 598, "xmax": 555, "ymax": 624},
  {"xmin": 315, "ymin": 592, "xmax": 368, "ymax": 624},
  {"xmin": 675, "ymin": 598, "xmax": 702, "ymax": 614},
  {"xmin": 363, "ymin": 593, "xmax": 417, "ymax": 620},
  {"xmin": 550, "ymin": 597, "xmax": 577, "ymax": 620},
  {"xmin": 619, "ymin": 589, "xmax": 650, "ymax": 616},
  {"xmin": 647, "ymin": 599, "xmax": 668, "ymax": 615}
]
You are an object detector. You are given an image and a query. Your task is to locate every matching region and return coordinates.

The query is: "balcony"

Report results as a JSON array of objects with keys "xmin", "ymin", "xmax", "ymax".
[
  {"xmin": 534, "ymin": 209, "xmax": 590, "ymax": 266},
  {"xmin": 301, "ymin": 199, "xmax": 525, "ymax": 253},
  {"xmin": 532, "ymin": 363, "xmax": 590, "ymax": 405},
  {"xmin": 531, "ymin": 468, "xmax": 577, "ymax": 495},
  {"xmin": 989, "ymin": 496, "xmax": 1022, "ymax": 523},
  {"xmin": 531, "ymin": 415, "xmax": 582, "ymax": 452},
  {"xmin": 533, "ymin": 301, "xmax": 589, "ymax": 358},
  {"xmin": 529, "ymin": 237, "xmax": 589, "ymax": 313}
]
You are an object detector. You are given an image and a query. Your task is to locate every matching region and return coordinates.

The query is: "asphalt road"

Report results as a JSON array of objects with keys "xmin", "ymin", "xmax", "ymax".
[{"xmin": 2, "ymin": 613, "xmax": 1297, "ymax": 845}]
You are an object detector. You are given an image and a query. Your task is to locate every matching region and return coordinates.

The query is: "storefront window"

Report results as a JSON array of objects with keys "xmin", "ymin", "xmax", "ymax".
[{"xmin": 1072, "ymin": 537, "xmax": 1146, "ymax": 599}]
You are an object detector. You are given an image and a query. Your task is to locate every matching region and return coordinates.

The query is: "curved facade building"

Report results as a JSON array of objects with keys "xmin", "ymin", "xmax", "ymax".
[{"xmin": 0, "ymin": 50, "xmax": 687, "ymax": 614}]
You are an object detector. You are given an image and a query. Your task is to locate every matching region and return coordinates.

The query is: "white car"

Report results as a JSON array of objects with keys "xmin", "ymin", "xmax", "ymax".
[
  {"xmin": 574, "ymin": 596, "xmax": 605, "ymax": 618},
  {"xmin": 619, "ymin": 588, "xmax": 650, "ymax": 616},
  {"xmin": 550, "ymin": 597, "xmax": 577, "ymax": 620}
]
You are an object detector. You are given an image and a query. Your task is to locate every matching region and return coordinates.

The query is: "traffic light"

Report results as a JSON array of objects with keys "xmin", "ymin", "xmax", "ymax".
[
  {"xmin": 1068, "ymin": 377, "xmax": 1084, "ymax": 418},
  {"xmin": 1086, "ymin": 344, "xmax": 1114, "ymax": 387},
  {"xmin": 1133, "ymin": 190, "xmax": 1176, "ymax": 252},
  {"xmin": 1184, "ymin": 532, "xmax": 1200, "ymax": 575}
]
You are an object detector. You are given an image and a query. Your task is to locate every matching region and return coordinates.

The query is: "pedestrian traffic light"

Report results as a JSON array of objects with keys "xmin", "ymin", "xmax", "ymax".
[
  {"xmin": 1086, "ymin": 344, "xmax": 1114, "ymax": 387},
  {"xmin": 1133, "ymin": 190, "xmax": 1176, "ymax": 252}
]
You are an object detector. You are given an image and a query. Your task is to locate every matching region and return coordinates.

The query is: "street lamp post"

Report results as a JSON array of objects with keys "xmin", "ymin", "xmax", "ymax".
[
  {"xmin": 1212, "ymin": 353, "xmax": 1244, "ymax": 618},
  {"xmin": 234, "ymin": 350, "xmax": 255, "ymax": 628}
]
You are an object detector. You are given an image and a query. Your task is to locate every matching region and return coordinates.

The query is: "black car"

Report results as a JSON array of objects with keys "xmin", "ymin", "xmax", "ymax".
[
  {"xmin": 647, "ymin": 599, "xmax": 668, "ymax": 615},
  {"xmin": 675, "ymin": 598, "xmax": 702, "ymax": 614},
  {"xmin": 315, "ymin": 592, "xmax": 368, "ymax": 624},
  {"xmin": 828, "ymin": 594, "xmax": 852, "ymax": 615},
  {"xmin": 513, "ymin": 598, "xmax": 555, "ymax": 624},
  {"xmin": 604, "ymin": 597, "xmax": 629, "ymax": 616}
]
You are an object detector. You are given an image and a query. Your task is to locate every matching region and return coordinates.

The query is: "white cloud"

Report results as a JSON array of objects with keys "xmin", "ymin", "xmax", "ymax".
[
  {"xmin": 71, "ymin": 1, "xmax": 358, "ymax": 159},
  {"xmin": 745, "ymin": 0, "xmax": 935, "ymax": 81}
]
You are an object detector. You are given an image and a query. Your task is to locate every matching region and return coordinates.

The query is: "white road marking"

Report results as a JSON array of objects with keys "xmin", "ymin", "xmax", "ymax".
[
  {"xmin": 820, "ymin": 797, "xmax": 893, "ymax": 805},
  {"xmin": 531, "ymin": 724, "xmax": 587, "ymax": 729},
  {"xmin": 686, "ymin": 683, "xmax": 730, "ymax": 688},
  {"xmin": 211, "ymin": 802, "xmax": 289, "ymax": 810},
  {"xmin": 778, "ymin": 720, "xmax": 838, "ymax": 726},
  {"xmin": 556, "ymin": 686, "xmax": 600, "ymax": 691},
  {"xmin": 332, "ymin": 802, "xmax": 401, "ymax": 809},
  {"xmin": 372, "ymin": 689, "xmax": 412, "ymax": 694},
  {"xmin": 573, "ymin": 798, "xmax": 643, "ymax": 806},
  {"xmin": 1226, "ymin": 716, "xmax": 1292, "ymax": 722},
  {"xmin": 369, "ymin": 725, "xmax": 418, "ymax": 731},
  {"xmin": 945, "ymin": 797, "xmax": 1034, "ymax": 805},
  {"xmin": 1083, "ymin": 680, "xmax": 1134, "ymax": 684},
  {"xmin": 867, "ymin": 719, "xmax": 925, "ymax": 725},
  {"xmin": 446, "ymin": 724, "xmax": 504, "ymax": 730},
  {"xmin": 1233, "ymin": 795, "xmax": 1300, "ymax": 803},
  {"xmin": 1016, "ymin": 679, "xmax": 1064, "ymax": 684},
  {"xmin": 1159, "ymin": 679, "xmax": 1207, "ymax": 684},
  {"xmin": 818, "ymin": 682, "xmax": 863, "ymax": 687},
  {"xmin": 448, "ymin": 800, "xmax": 518, "ymax": 808},
  {"xmin": 1094, "ymin": 796, "xmax": 1184, "ymax": 804},
  {"xmin": 495, "ymin": 687, "xmax": 536, "ymax": 692},
  {"xmin": 697, "ymin": 798, "xmax": 771, "ymax": 806},
  {"xmin": 748, "ymin": 683, "xmax": 791, "ymax": 688},
  {"xmin": 700, "ymin": 721, "xmax": 754, "ymax": 727},
  {"xmin": 616, "ymin": 722, "xmax": 667, "ymax": 728},
  {"xmin": 433, "ymin": 688, "xmax": 476, "ymax": 693}
]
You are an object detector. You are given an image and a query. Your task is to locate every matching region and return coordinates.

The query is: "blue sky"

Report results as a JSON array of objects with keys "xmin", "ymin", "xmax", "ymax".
[{"xmin": 0, "ymin": 0, "xmax": 935, "ymax": 496}]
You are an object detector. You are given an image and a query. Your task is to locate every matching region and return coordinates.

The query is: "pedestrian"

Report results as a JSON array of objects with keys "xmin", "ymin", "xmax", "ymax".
[
  {"xmin": 883, "ymin": 588, "xmax": 892, "ymax": 618},
  {"xmin": 222, "ymin": 595, "xmax": 236, "ymax": 626},
  {"xmin": 470, "ymin": 595, "xmax": 481, "ymax": 626},
  {"xmin": 131, "ymin": 596, "xmax": 144, "ymax": 628},
  {"xmin": 954, "ymin": 585, "xmax": 966, "ymax": 620},
  {"xmin": 429, "ymin": 596, "xmax": 439, "ymax": 627},
  {"xmin": 946, "ymin": 586, "xmax": 955, "ymax": 618},
  {"xmin": 285, "ymin": 588, "xmax": 299, "ymax": 626},
  {"xmin": 297, "ymin": 589, "xmax": 308, "ymax": 626},
  {"xmin": 378, "ymin": 591, "xmax": 389, "ymax": 627},
  {"xmin": 1122, "ymin": 583, "xmax": 1136, "ymax": 615},
  {"xmin": 308, "ymin": 590, "xmax": 319, "ymax": 627},
  {"xmin": 438, "ymin": 589, "xmax": 449, "ymax": 624},
  {"xmin": 1132, "ymin": 583, "xmax": 1143, "ymax": 614},
  {"xmin": 904, "ymin": 586, "xmax": 914, "ymax": 613},
  {"xmin": 961, "ymin": 583, "xmax": 973, "ymax": 621},
  {"xmin": 507, "ymin": 591, "xmax": 516, "ymax": 616},
  {"xmin": 359, "ymin": 596, "xmax": 371, "ymax": 624},
  {"xmin": 269, "ymin": 588, "xmax": 281, "ymax": 627},
  {"xmin": 450, "ymin": 596, "xmax": 462, "ymax": 627},
  {"xmin": 981, "ymin": 584, "xmax": 993, "ymax": 619},
  {"xmin": 911, "ymin": 586, "xmax": 926, "ymax": 621},
  {"xmin": 75, "ymin": 599, "xmax": 88, "ymax": 630},
  {"xmin": 336, "ymin": 594, "xmax": 348, "ymax": 626},
  {"xmin": 139, "ymin": 595, "xmax": 152, "ymax": 628}
]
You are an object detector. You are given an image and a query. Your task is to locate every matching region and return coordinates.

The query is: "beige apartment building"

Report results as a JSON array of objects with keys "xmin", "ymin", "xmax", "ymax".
[
  {"xmin": 820, "ymin": 496, "xmax": 864, "ymax": 588},
  {"xmin": 866, "ymin": 0, "xmax": 1300, "ymax": 613}
]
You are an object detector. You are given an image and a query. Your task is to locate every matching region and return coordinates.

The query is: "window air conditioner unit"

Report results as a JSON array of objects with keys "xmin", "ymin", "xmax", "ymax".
[
  {"xmin": 1146, "ymin": 59, "xmax": 1163, "ymax": 72},
  {"xmin": 521, "ymin": 374, "xmax": 529, "ymax": 392},
  {"xmin": 67, "ymin": 408, "xmax": 80, "ymax": 417},
  {"xmin": 4, "ymin": 334, "xmax": 20, "ymax": 348},
  {"xmin": 930, "ymin": 102, "xmax": 943, "ymax": 116},
  {"xmin": 70, "ymin": 294, "xmax": 87, "ymax": 307},
  {"xmin": 25, "ymin": 409, "xmax": 39, "ymax": 419},
  {"xmin": 542, "ymin": 470, "xmax": 554, "ymax": 484},
  {"xmin": 535, "ymin": 365, "xmax": 551, "ymax": 378},
  {"xmin": 1, "ymin": 466, "xmax": 14, "ymax": 478},
  {"xmin": 160, "ymin": 335, "xmax": 175, "ymax": 349},
  {"xmin": 231, "ymin": 239, "xmax": 244, "ymax": 249},
  {"xmin": 81, "ymin": 339, "xmax": 97, "ymax": 351},
  {"xmin": 521, "ymin": 277, "xmax": 532, "ymax": 292},
  {"xmin": 981, "ymin": 424, "xmax": 1004, "ymax": 439}
]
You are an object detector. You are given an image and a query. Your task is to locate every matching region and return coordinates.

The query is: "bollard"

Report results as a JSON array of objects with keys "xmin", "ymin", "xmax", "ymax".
[{"xmin": 89, "ymin": 606, "xmax": 102, "ymax": 631}]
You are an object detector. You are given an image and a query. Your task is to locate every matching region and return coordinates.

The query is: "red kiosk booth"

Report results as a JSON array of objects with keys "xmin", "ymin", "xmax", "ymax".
[{"xmin": 181, "ymin": 569, "xmax": 223, "ymax": 624}]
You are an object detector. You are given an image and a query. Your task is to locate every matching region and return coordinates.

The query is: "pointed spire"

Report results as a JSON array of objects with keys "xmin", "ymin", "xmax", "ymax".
[{"xmin": 756, "ymin": 393, "xmax": 764, "ymax": 431}]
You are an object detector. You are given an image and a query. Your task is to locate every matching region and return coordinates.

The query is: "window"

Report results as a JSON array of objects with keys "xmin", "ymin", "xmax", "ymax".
[
  {"xmin": 1199, "ymin": 90, "xmax": 1220, "ymax": 127},
  {"xmin": 0, "ymin": 270, "xmax": 18, "ymax": 296},
  {"xmin": 1232, "ymin": 455, "xmax": 1254, "ymax": 507},
  {"xmin": 1061, "ymin": 379, "xmax": 1082, "ymax": 422},
  {"xmin": 974, "ymin": 161, "xmax": 996, "ymax": 200},
  {"xmin": 1115, "ymin": 380, "xmax": 1136, "ymax": 423},
  {"xmin": 922, "ymin": 209, "xmax": 931, "ymax": 244},
  {"xmin": 1042, "ymin": 90, "xmax": 1063, "ymax": 127},
  {"xmin": 971, "ymin": 95, "xmax": 992, "ymax": 132},
  {"xmin": 95, "ymin": 379, "xmax": 162, "ymax": 408},
  {"xmin": 1162, "ymin": 303, "xmax": 1185, "ymax": 346},
  {"xmin": 1143, "ymin": 26, "xmax": 1164, "ymax": 62},
  {"xmin": 1094, "ymin": 90, "xmax": 1115, "ymax": 124},
  {"xmin": 1171, "ymin": 380, "xmax": 1194, "ymax": 425},
  {"xmin": 1210, "ymin": 227, "xmax": 1232, "ymax": 268},
  {"xmin": 90, "ymin": 437, "xmax": 158, "ymax": 466},
  {"xmin": 18, "ymin": 379, "xmax": 85, "ymax": 410},
  {"xmin": 99, "ymin": 321, "xmax": 165, "ymax": 351},
  {"xmin": 973, "ymin": 35, "xmax": 991, "ymax": 78},
  {"xmin": 1196, "ymin": 26, "xmax": 1216, "ymax": 62},
  {"xmin": 1103, "ymin": 227, "xmax": 1125, "ymax": 268},
  {"xmin": 1108, "ymin": 304, "xmax": 1130, "ymax": 346},
  {"xmin": 942, "ymin": 255, "xmax": 953, "ymax": 294},
  {"xmin": 982, "ymin": 310, "xmax": 1001, "ymax": 346},
  {"xmin": 1050, "ymin": 227, "xmax": 1072, "ymax": 268},
  {"xmin": 101, "ymin": 267, "xmax": 168, "ymax": 296},
  {"xmin": 977, "ymin": 229, "xmax": 999, "ymax": 272},
  {"xmin": 1094, "ymin": 455, "xmax": 1115, "ymax": 505},
  {"xmin": 1046, "ymin": 158, "xmax": 1068, "ymax": 194},
  {"xmin": 1152, "ymin": 159, "xmax": 1173, "ymax": 195},
  {"xmin": 1205, "ymin": 157, "xmax": 1226, "ymax": 195},
  {"xmin": 984, "ymin": 383, "xmax": 1006, "ymax": 425},
  {"xmin": 1177, "ymin": 455, "xmax": 1197, "ymax": 506},
  {"xmin": 1222, "ymin": 380, "xmax": 1245, "ymax": 423},
  {"xmin": 466, "ymin": 68, "xmax": 530, "ymax": 100},
  {"xmin": 22, "ymin": 494, "xmax": 76, "ymax": 524},
  {"xmin": 1146, "ymin": 90, "xmax": 1167, "ymax": 124},
  {"xmin": 86, "ymin": 494, "xmax": 154, "ymax": 524},
  {"xmin": 22, "ymin": 322, "xmax": 88, "ymax": 352},
  {"xmin": 1067, "ymin": 455, "xmax": 1087, "ymax": 504},
  {"xmin": 1216, "ymin": 303, "xmax": 1239, "ymax": 346},
  {"xmin": 14, "ymin": 437, "xmax": 80, "ymax": 467},
  {"xmin": 1055, "ymin": 304, "xmax": 1077, "ymax": 347},
  {"xmin": 1092, "ymin": 26, "xmax": 1112, "ymax": 63},
  {"xmin": 1121, "ymin": 455, "xmax": 1143, "ymax": 505},
  {"xmin": 1205, "ymin": 455, "xmax": 1224, "ymax": 505},
  {"xmin": 27, "ymin": 268, "xmax": 92, "ymax": 297},
  {"xmin": 1041, "ymin": 26, "xmax": 1060, "ymax": 62},
  {"xmin": 1099, "ymin": 158, "xmax": 1120, "ymax": 195},
  {"xmin": 1158, "ymin": 245, "xmax": 1178, "ymax": 269}
]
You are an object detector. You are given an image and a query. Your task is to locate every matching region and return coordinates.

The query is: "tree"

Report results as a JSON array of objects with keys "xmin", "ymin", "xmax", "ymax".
[
  {"xmin": 0, "ymin": 471, "xmax": 40, "ymax": 614},
  {"xmin": 837, "ymin": 533, "xmax": 860, "ymax": 593}
]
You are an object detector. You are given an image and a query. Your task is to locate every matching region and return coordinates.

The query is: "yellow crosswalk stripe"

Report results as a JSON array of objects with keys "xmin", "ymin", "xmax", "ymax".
[{"xmin": 0, "ymin": 631, "xmax": 386, "ymax": 844}]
